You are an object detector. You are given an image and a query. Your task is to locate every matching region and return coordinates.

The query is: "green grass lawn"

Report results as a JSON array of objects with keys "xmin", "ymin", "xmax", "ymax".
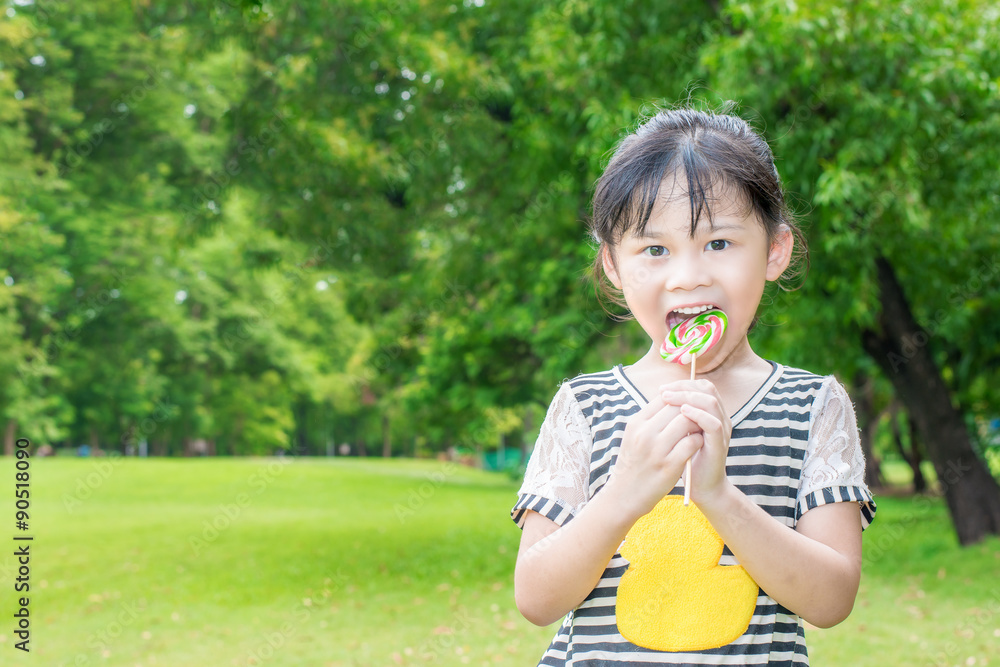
[{"xmin": 0, "ymin": 456, "xmax": 997, "ymax": 666}]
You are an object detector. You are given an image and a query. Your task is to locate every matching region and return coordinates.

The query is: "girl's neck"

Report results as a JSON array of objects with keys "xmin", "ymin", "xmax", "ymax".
[{"xmin": 624, "ymin": 337, "xmax": 773, "ymax": 413}]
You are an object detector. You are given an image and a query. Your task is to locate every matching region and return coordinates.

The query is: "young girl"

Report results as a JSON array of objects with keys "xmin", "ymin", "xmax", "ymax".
[{"xmin": 511, "ymin": 107, "xmax": 876, "ymax": 666}]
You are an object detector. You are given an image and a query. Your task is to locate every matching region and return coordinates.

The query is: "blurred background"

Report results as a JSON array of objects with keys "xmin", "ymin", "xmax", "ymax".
[{"xmin": 1, "ymin": 0, "xmax": 999, "ymax": 665}]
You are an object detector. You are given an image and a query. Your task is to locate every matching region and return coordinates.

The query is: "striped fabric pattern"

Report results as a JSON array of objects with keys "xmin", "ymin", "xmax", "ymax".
[{"xmin": 512, "ymin": 363, "xmax": 876, "ymax": 666}]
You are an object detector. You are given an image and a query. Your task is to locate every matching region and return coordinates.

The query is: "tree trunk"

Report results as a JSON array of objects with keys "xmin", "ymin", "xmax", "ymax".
[
  {"xmin": 233, "ymin": 415, "xmax": 245, "ymax": 453},
  {"xmin": 852, "ymin": 371, "xmax": 884, "ymax": 489},
  {"xmin": 3, "ymin": 419, "xmax": 17, "ymax": 456},
  {"xmin": 907, "ymin": 416, "xmax": 927, "ymax": 493},
  {"xmin": 861, "ymin": 256, "xmax": 1000, "ymax": 545},
  {"xmin": 890, "ymin": 404, "xmax": 926, "ymax": 493},
  {"xmin": 382, "ymin": 415, "xmax": 391, "ymax": 457},
  {"xmin": 297, "ymin": 401, "xmax": 308, "ymax": 455},
  {"xmin": 152, "ymin": 439, "xmax": 167, "ymax": 456}
]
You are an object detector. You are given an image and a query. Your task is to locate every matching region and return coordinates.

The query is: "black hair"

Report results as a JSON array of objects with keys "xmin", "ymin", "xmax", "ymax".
[{"xmin": 590, "ymin": 105, "xmax": 807, "ymax": 314}]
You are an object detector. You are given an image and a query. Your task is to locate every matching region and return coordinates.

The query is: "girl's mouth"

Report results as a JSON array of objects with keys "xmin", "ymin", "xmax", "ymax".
[{"xmin": 666, "ymin": 304, "xmax": 718, "ymax": 331}]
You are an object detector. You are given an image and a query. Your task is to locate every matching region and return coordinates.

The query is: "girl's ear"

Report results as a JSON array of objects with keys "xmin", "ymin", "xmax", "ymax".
[
  {"xmin": 765, "ymin": 225, "xmax": 794, "ymax": 281},
  {"xmin": 602, "ymin": 245, "xmax": 623, "ymax": 289}
]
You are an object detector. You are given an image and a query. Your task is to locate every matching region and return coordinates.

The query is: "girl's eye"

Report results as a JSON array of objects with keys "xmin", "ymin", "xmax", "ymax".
[
  {"xmin": 707, "ymin": 240, "xmax": 730, "ymax": 251},
  {"xmin": 644, "ymin": 246, "xmax": 667, "ymax": 257}
]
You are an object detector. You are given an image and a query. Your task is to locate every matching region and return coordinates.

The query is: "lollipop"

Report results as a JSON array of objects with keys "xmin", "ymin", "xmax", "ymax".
[
  {"xmin": 660, "ymin": 308, "xmax": 728, "ymax": 505},
  {"xmin": 660, "ymin": 309, "xmax": 728, "ymax": 365}
]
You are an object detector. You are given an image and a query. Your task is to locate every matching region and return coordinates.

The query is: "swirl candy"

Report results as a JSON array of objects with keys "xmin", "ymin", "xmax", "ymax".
[
  {"xmin": 660, "ymin": 309, "xmax": 728, "ymax": 365},
  {"xmin": 660, "ymin": 308, "xmax": 728, "ymax": 507}
]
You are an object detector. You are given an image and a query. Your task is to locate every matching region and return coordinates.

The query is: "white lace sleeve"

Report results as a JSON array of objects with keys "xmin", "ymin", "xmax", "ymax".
[
  {"xmin": 511, "ymin": 382, "xmax": 593, "ymax": 528},
  {"xmin": 796, "ymin": 377, "xmax": 877, "ymax": 530}
]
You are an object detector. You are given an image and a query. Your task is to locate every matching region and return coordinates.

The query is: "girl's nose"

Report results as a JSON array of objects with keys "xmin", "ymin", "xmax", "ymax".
[{"xmin": 663, "ymin": 252, "xmax": 711, "ymax": 292}]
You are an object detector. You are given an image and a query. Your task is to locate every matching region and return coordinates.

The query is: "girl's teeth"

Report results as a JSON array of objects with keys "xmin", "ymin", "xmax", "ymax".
[{"xmin": 676, "ymin": 305, "xmax": 713, "ymax": 315}]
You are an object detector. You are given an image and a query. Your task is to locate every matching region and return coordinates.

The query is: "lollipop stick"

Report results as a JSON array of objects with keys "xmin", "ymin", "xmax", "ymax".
[{"xmin": 684, "ymin": 356, "xmax": 696, "ymax": 506}]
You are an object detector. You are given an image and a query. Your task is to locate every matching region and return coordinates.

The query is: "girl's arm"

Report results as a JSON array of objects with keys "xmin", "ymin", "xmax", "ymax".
[
  {"xmin": 695, "ymin": 486, "xmax": 861, "ymax": 628},
  {"xmin": 514, "ymin": 484, "xmax": 637, "ymax": 627},
  {"xmin": 665, "ymin": 380, "xmax": 864, "ymax": 628},
  {"xmin": 515, "ymin": 396, "xmax": 704, "ymax": 626}
]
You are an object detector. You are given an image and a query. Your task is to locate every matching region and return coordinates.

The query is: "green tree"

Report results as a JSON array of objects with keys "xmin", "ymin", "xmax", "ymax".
[
  {"xmin": 1, "ymin": 0, "xmax": 368, "ymax": 456},
  {"xmin": 702, "ymin": 0, "xmax": 1000, "ymax": 544},
  {"xmin": 0, "ymin": 8, "xmax": 76, "ymax": 453},
  {"xmin": 3, "ymin": 0, "xmax": 998, "ymax": 546}
]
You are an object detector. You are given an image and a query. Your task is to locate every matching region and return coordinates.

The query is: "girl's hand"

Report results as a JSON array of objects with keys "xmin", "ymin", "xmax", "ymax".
[
  {"xmin": 658, "ymin": 379, "xmax": 732, "ymax": 503},
  {"xmin": 607, "ymin": 396, "xmax": 705, "ymax": 522}
]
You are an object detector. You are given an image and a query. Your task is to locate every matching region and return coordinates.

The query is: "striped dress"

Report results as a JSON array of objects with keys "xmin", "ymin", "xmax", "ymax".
[{"xmin": 512, "ymin": 362, "xmax": 876, "ymax": 666}]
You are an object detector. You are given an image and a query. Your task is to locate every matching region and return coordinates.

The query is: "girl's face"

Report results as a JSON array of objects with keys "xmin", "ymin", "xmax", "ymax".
[{"xmin": 602, "ymin": 183, "xmax": 792, "ymax": 373}]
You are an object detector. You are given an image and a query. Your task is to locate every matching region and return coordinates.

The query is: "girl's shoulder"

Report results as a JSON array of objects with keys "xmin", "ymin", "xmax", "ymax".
[
  {"xmin": 766, "ymin": 364, "xmax": 855, "ymax": 425},
  {"xmin": 770, "ymin": 363, "xmax": 834, "ymax": 393},
  {"xmin": 563, "ymin": 366, "xmax": 621, "ymax": 391},
  {"xmin": 549, "ymin": 366, "xmax": 635, "ymax": 415},
  {"xmin": 773, "ymin": 363, "xmax": 827, "ymax": 382}
]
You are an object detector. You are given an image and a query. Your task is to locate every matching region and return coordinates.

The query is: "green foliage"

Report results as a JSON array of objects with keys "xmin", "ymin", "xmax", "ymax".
[
  {"xmin": 0, "ymin": 0, "xmax": 998, "ymax": 464},
  {"xmin": 706, "ymin": 0, "xmax": 1000, "ymax": 391}
]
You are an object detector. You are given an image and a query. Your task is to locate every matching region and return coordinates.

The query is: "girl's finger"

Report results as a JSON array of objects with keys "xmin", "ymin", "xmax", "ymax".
[
  {"xmin": 658, "ymin": 378, "xmax": 720, "ymax": 395},
  {"xmin": 668, "ymin": 430, "xmax": 705, "ymax": 466},
  {"xmin": 623, "ymin": 395, "xmax": 669, "ymax": 438},
  {"xmin": 679, "ymin": 403, "xmax": 726, "ymax": 441},
  {"xmin": 634, "ymin": 393, "xmax": 669, "ymax": 419},
  {"xmin": 659, "ymin": 389, "xmax": 719, "ymax": 411},
  {"xmin": 653, "ymin": 413, "xmax": 702, "ymax": 451},
  {"xmin": 631, "ymin": 397, "xmax": 684, "ymax": 435},
  {"xmin": 661, "ymin": 391, "xmax": 729, "ymax": 429}
]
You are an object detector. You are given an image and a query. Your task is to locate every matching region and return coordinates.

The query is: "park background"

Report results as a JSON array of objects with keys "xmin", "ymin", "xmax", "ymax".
[{"xmin": 1, "ymin": 0, "xmax": 999, "ymax": 664}]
